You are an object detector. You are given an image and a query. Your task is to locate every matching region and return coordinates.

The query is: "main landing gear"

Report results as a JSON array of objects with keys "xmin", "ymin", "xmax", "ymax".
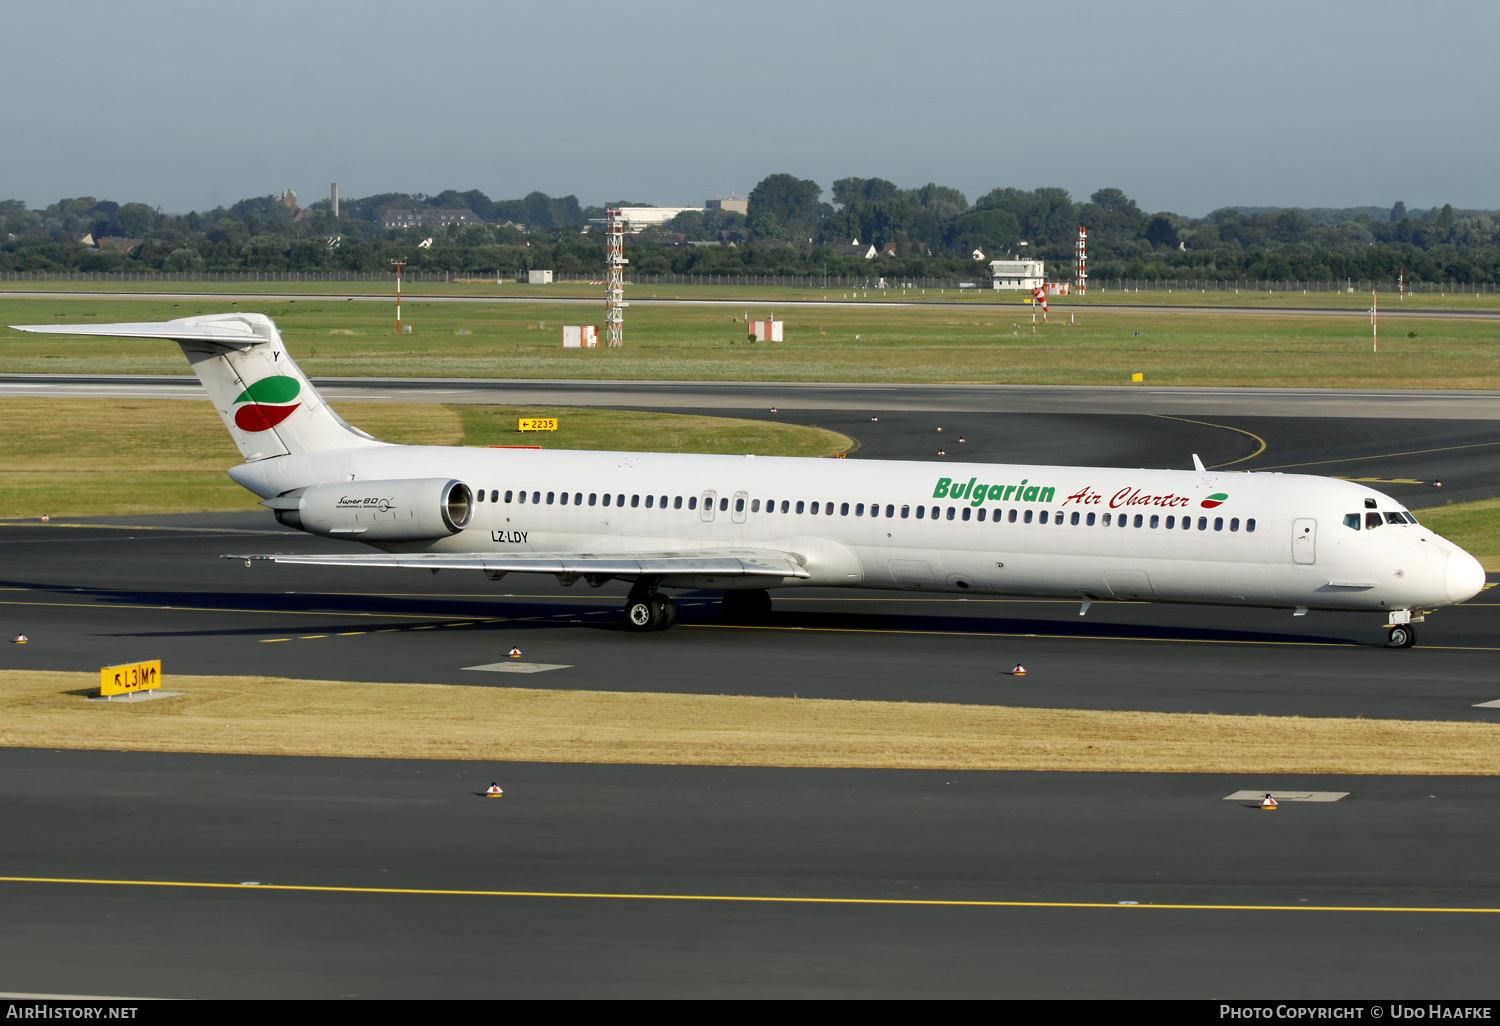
[{"xmin": 623, "ymin": 580, "xmax": 676, "ymax": 633}]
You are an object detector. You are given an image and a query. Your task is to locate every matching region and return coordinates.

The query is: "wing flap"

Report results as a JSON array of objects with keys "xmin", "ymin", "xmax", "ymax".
[{"xmin": 226, "ymin": 548, "xmax": 811, "ymax": 579}]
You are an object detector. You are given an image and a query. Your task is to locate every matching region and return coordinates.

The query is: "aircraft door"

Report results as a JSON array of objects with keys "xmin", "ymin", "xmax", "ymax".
[
  {"xmin": 731, "ymin": 490, "xmax": 749, "ymax": 524},
  {"xmin": 1292, "ymin": 518, "xmax": 1317, "ymax": 564},
  {"xmin": 700, "ymin": 490, "xmax": 717, "ymax": 523}
]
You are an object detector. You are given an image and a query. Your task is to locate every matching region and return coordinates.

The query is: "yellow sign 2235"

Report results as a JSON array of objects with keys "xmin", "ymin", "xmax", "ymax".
[
  {"xmin": 101, "ymin": 660, "xmax": 162, "ymax": 697},
  {"xmin": 518, "ymin": 418, "xmax": 558, "ymax": 432}
]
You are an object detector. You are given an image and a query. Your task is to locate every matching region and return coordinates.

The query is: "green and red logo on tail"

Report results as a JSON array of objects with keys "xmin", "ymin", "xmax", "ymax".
[
  {"xmin": 233, "ymin": 376, "xmax": 300, "ymax": 432},
  {"xmin": 1200, "ymin": 492, "xmax": 1229, "ymax": 509}
]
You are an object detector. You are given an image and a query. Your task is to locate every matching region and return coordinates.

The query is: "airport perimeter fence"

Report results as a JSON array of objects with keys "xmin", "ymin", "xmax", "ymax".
[{"xmin": 1, "ymin": 270, "xmax": 1496, "ymax": 294}]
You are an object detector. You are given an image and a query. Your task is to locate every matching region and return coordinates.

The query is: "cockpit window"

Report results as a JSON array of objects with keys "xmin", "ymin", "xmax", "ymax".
[
  {"xmin": 1404, "ymin": 512, "xmax": 1419, "ymax": 525},
  {"xmin": 1364, "ymin": 498, "xmax": 1378, "ymax": 509},
  {"xmin": 1384, "ymin": 512, "xmax": 1407, "ymax": 525},
  {"xmin": 1365, "ymin": 512, "xmax": 1383, "ymax": 529},
  {"xmin": 1343, "ymin": 513, "xmax": 1360, "ymax": 530}
]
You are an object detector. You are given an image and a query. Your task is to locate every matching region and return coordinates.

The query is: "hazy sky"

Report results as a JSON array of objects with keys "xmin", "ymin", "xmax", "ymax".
[{"xmin": 4, "ymin": 0, "xmax": 1494, "ymax": 217}]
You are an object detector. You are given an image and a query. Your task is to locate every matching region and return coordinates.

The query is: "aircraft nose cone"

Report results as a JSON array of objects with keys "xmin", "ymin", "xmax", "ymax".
[{"xmin": 1446, "ymin": 549, "xmax": 1486, "ymax": 604}]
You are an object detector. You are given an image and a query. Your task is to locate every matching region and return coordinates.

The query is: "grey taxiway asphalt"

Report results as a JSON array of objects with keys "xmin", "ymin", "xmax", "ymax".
[{"xmin": 1, "ymin": 387, "xmax": 1498, "ymax": 996}]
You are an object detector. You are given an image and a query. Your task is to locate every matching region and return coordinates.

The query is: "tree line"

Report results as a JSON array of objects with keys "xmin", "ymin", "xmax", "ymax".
[{"xmin": 3, "ymin": 178, "xmax": 1499, "ymax": 283}]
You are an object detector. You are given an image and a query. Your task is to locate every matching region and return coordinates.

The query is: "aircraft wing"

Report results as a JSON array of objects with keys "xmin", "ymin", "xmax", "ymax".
[{"xmin": 226, "ymin": 548, "xmax": 811, "ymax": 580}]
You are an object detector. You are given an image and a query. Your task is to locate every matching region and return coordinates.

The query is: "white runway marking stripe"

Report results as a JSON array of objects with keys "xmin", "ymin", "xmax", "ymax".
[
  {"xmin": 464, "ymin": 662, "xmax": 572, "ymax": 674},
  {"xmin": 1223, "ymin": 791, "xmax": 1350, "ymax": 802},
  {"xmin": 1472, "ymin": 699, "xmax": 1500, "ymax": 708}
]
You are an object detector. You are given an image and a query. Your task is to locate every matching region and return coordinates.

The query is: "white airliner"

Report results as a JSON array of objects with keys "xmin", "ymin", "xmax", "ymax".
[{"xmin": 11, "ymin": 313, "xmax": 1486, "ymax": 647}]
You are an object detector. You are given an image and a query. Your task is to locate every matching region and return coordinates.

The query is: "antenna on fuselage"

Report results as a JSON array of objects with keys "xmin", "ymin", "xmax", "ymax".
[{"xmin": 1192, "ymin": 454, "xmax": 1206, "ymax": 472}]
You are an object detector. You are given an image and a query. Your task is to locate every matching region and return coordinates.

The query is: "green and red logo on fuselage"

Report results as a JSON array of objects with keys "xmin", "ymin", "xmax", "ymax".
[
  {"xmin": 1200, "ymin": 492, "xmax": 1229, "ymax": 509},
  {"xmin": 233, "ymin": 375, "xmax": 301, "ymax": 432}
]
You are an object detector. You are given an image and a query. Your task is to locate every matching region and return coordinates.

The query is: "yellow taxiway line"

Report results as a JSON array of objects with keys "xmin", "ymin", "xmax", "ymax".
[{"xmin": 0, "ymin": 875, "xmax": 1494, "ymax": 915}]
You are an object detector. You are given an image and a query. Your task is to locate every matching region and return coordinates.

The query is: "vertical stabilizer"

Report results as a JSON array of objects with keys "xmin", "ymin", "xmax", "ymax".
[{"xmin": 9, "ymin": 313, "xmax": 386, "ymax": 461}]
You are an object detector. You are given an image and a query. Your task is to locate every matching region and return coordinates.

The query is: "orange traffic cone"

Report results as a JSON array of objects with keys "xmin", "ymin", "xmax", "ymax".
[
  {"xmin": 12, "ymin": 634, "xmax": 26, "ymax": 645},
  {"xmin": 1260, "ymin": 793, "xmax": 1278, "ymax": 810},
  {"xmin": 485, "ymin": 783, "xmax": 504, "ymax": 798},
  {"xmin": 508, "ymin": 647, "xmax": 522, "ymax": 658},
  {"xmin": 1011, "ymin": 664, "xmax": 1026, "ymax": 676}
]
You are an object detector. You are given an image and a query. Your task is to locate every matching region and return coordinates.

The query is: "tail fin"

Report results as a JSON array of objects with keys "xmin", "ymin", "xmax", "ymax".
[{"xmin": 9, "ymin": 313, "xmax": 384, "ymax": 461}]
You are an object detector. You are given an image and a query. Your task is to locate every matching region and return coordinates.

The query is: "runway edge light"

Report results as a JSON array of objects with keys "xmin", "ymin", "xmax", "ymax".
[
  {"xmin": 508, "ymin": 647, "xmax": 522, "ymax": 658},
  {"xmin": 1010, "ymin": 664, "xmax": 1027, "ymax": 676},
  {"xmin": 486, "ymin": 783, "xmax": 504, "ymax": 798},
  {"xmin": 1261, "ymin": 794, "xmax": 1278, "ymax": 811},
  {"xmin": 12, "ymin": 634, "xmax": 26, "ymax": 644}
]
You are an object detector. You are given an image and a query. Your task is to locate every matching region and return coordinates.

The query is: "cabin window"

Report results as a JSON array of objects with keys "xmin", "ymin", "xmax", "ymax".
[
  {"xmin": 809, "ymin": 501, "xmax": 819, "ymax": 515},
  {"xmin": 674, "ymin": 496, "xmax": 683, "ymax": 509},
  {"xmin": 631, "ymin": 495, "xmax": 640, "ymax": 508},
  {"xmin": 529, "ymin": 492, "xmax": 538, "ymax": 504},
  {"xmin": 1365, "ymin": 512, "xmax": 1382, "ymax": 530},
  {"xmin": 826, "ymin": 503, "xmax": 835, "ymax": 515},
  {"xmin": 946, "ymin": 507, "xmax": 956, "ymax": 520},
  {"xmin": 735, "ymin": 497, "xmax": 745, "ymax": 513},
  {"xmin": 1384, "ymin": 512, "xmax": 1406, "ymax": 525},
  {"xmin": 1165, "ymin": 515, "xmax": 1174, "ymax": 529},
  {"xmin": 796, "ymin": 501, "xmax": 805, "ymax": 514},
  {"xmin": 1102, "ymin": 512, "xmax": 1111, "ymax": 525},
  {"xmin": 977, "ymin": 508, "xmax": 986, "ymax": 522},
  {"xmin": 601, "ymin": 493, "xmax": 610, "ymax": 507},
  {"xmin": 1149, "ymin": 515, "xmax": 1159, "ymax": 529},
  {"xmin": 1214, "ymin": 517, "xmax": 1224, "ymax": 531},
  {"xmin": 1230, "ymin": 518, "xmax": 1240, "ymax": 532},
  {"xmin": 1120, "ymin": 515, "xmax": 1129, "ymax": 529},
  {"xmin": 545, "ymin": 492, "xmax": 554, "ymax": 505},
  {"xmin": 575, "ymin": 493, "xmax": 583, "ymax": 505},
  {"xmin": 689, "ymin": 496, "xmax": 697, "ymax": 510},
  {"xmin": 1132, "ymin": 514, "xmax": 1142, "ymax": 528},
  {"xmin": 1197, "ymin": 517, "xmax": 1207, "ymax": 530},
  {"xmin": 1023, "ymin": 510, "xmax": 1033, "ymax": 524},
  {"xmin": 560, "ymin": 492, "xmax": 568, "ymax": 505},
  {"xmin": 962, "ymin": 507, "xmax": 971, "ymax": 521},
  {"xmin": 488, "ymin": 490, "xmax": 496, "ymax": 503},
  {"xmin": 722, "ymin": 498, "xmax": 730, "ymax": 511},
  {"xmin": 617, "ymin": 494, "xmax": 625, "ymax": 507},
  {"xmin": 644, "ymin": 495, "xmax": 653, "ymax": 508},
  {"xmin": 1008, "ymin": 509, "xmax": 1018, "ymax": 523},
  {"xmin": 855, "ymin": 503, "xmax": 864, "ymax": 516},
  {"xmin": 589, "ymin": 493, "xmax": 597, "ymax": 506},
  {"xmin": 1247, "ymin": 518, "xmax": 1257, "ymax": 532},
  {"xmin": 1039, "ymin": 511, "xmax": 1049, "ymax": 524},
  {"xmin": 841, "ymin": 502, "xmax": 850, "ymax": 516},
  {"xmin": 476, "ymin": 490, "xmax": 485, "ymax": 503},
  {"xmin": 783, "ymin": 501, "xmax": 792, "ymax": 513},
  {"xmin": 1084, "ymin": 512, "xmax": 1094, "ymax": 525},
  {"xmin": 518, "ymin": 491, "xmax": 527, "ymax": 504},
  {"xmin": 886, "ymin": 505, "xmax": 896, "ymax": 518},
  {"xmin": 504, "ymin": 491, "xmax": 513, "ymax": 503},
  {"xmin": 916, "ymin": 506, "xmax": 925, "ymax": 519},
  {"xmin": 1070, "ymin": 512, "xmax": 1080, "ymax": 525},
  {"xmin": 752, "ymin": 499, "xmax": 761, "ymax": 512}
]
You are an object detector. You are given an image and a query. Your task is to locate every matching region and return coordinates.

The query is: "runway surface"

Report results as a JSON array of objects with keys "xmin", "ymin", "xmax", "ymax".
[
  {"xmin": 6, "ymin": 289, "xmax": 1500, "ymax": 320},
  {"xmin": 1, "ymin": 392, "xmax": 1498, "ymax": 996},
  {"xmin": 2, "ymin": 748, "xmax": 1497, "ymax": 999}
]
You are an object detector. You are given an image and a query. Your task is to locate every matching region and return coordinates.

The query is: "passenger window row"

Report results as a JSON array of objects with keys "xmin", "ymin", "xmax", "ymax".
[{"xmin": 473, "ymin": 487, "xmax": 1257, "ymax": 533}]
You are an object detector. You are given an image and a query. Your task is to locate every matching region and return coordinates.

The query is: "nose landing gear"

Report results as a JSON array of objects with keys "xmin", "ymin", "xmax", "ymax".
[{"xmin": 1385, "ymin": 624, "xmax": 1416, "ymax": 648}]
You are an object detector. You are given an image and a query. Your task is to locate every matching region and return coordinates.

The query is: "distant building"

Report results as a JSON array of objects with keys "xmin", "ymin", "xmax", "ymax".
[
  {"xmin": 705, "ymin": 198, "xmax": 748, "ymax": 215},
  {"xmin": 382, "ymin": 209, "xmax": 483, "ymax": 230},
  {"xmin": 989, "ymin": 259, "xmax": 1046, "ymax": 290},
  {"xmin": 970, "ymin": 248, "xmax": 985, "ymax": 261},
  {"xmin": 528, "ymin": 270, "xmax": 554, "ymax": 285},
  {"xmin": 825, "ymin": 238, "xmax": 877, "ymax": 259},
  {"xmin": 880, "ymin": 243, "xmax": 897, "ymax": 257}
]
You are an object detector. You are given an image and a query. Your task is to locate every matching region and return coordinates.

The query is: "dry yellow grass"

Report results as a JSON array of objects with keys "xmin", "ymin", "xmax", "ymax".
[{"xmin": 5, "ymin": 670, "xmax": 1497, "ymax": 775}]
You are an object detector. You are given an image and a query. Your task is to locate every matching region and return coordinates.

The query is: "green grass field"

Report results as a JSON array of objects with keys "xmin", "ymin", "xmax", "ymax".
[
  {"xmin": 0, "ymin": 398, "xmax": 851, "ymax": 518},
  {"xmin": 3, "ymin": 294, "xmax": 1498, "ymax": 388}
]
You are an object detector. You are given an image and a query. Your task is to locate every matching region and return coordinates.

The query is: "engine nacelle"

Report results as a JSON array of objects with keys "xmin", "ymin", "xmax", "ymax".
[{"xmin": 271, "ymin": 478, "xmax": 473, "ymax": 541}]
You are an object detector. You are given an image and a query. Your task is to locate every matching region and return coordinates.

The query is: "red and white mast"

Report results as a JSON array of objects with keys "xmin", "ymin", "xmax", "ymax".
[
  {"xmin": 1075, "ymin": 226, "xmax": 1087, "ymax": 294},
  {"xmin": 604, "ymin": 205, "xmax": 626, "ymax": 347}
]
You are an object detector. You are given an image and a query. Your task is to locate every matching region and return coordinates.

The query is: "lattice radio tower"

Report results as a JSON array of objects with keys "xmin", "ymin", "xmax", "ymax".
[
  {"xmin": 1075, "ymin": 226, "xmax": 1087, "ymax": 294},
  {"xmin": 604, "ymin": 205, "xmax": 626, "ymax": 346}
]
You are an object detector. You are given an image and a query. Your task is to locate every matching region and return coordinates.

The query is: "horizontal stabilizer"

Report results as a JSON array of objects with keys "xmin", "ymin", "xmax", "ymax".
[
  {"xmin": 226, "ymin": 548, "xmax": 811, "ymax": 579},
  {"xmin": 10, "ymin": 314, "xmax": 273, "ymax": 349}
]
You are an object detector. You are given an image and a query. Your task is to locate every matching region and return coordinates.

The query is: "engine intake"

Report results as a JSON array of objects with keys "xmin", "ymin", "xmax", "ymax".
[{"xmin": 272, "ymin": 478, "xmax": 472, "ymax": 541}]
